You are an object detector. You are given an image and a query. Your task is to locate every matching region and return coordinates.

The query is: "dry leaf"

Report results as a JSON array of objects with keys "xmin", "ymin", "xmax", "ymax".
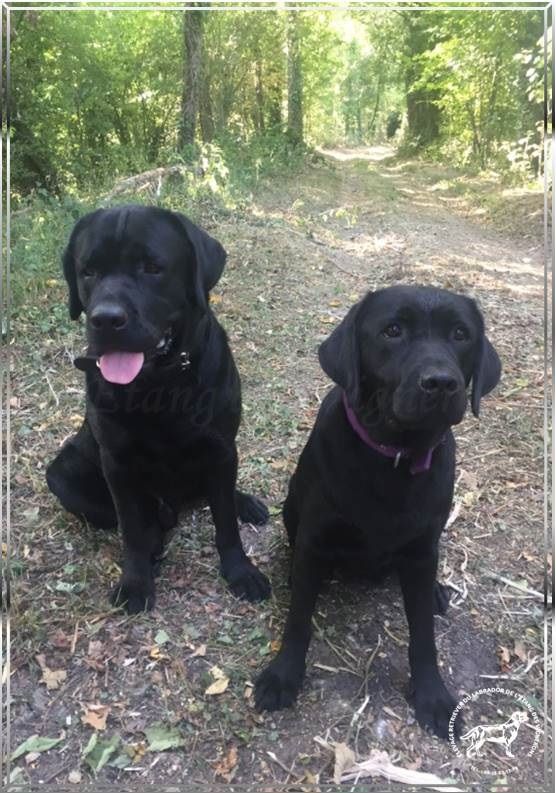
[
  {"xmin": 51, "ymin": 629, "xmax": 72, "ymax": 650},
  {"xmin": 190, "ymin": 644, "xmax": 207, "ymax": 658},
  {"xmin": 205, "ymin": 665, "xmax": 230, "ymax": 696},
  {"xmin": 206, "ymin": 677, "xmax": 229, "ymax": 696},
  {"xmin": 314, "ymin": 738, "xmax": 463, "ymax": 792},
  {"xmin": 270, "ymin": 639, "xmax": 282, "ymax": 653},
  {"xmin": 333, "ymin": 742, "xmax": 356, "ymax": 784},
  {"xmin": 84, "ymin": 640, "xmax": 105, "ymax": 671},
  {"xmin": 36, "ymin": 655, "xmax": 67, "ymax": 690},
  {"xmin": 497, "ymin": 645, "xmax": 511, "ymax": 672},
  {"xmin": 214, "ymin": 745, "xmax": 238, "ymax": 781},
  {"xmin": 81, "ymin": 703, "xmax": 110, "ymax": 731}
]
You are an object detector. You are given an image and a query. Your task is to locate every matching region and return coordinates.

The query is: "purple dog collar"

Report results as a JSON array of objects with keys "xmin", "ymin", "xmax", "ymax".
[{"xmin": 342, "ymin": 391, "xmax": 443, "ymax": 475}]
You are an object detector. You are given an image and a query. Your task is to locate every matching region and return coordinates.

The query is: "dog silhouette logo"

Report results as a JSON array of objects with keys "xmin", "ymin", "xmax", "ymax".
[
  {"xmin": 461, "ymin": 710, "xmax": 529, "ymax": 758},
  {"xmin": 449, "ymin": 687, "xmax": 542, "ymax": 776}
]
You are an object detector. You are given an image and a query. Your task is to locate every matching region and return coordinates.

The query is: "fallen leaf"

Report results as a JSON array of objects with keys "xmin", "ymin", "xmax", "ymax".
[
  {"xmin": 206, "ymin": 677, "xmax": 229, "ymax": 696},
  {"xmin": 189, "ymin": 643, "xmax": 207, "ymax": 658},
  {"xmin": 25, "ymin": 751, "xmax": 40, "ymax": 765},
  {"xmin": 82, "ymin": 733, "xmax": 120, "ymax": 774},
  {"xmin": 314, "ymin": 738, "xmax": 463, "ymax": 792},
  {"xmin": 36, "ymin": 655, "xmax": 67, "ymax": 690},
  {"xmin": 333, "ymin": 742, "xmax": 356, "ymax": 784},
  {"xmin": 81, "ymin": 703, "xmax": 110, "ymax": 731},
  {"xmin": 154, "ymin": 629, "xmax": 170, "ymax": 646},
  {"xmin": 144, "ymin": 723, "xmax": 186, "ymax": 752},
  {"xmin": 84, "ymin": 640, "xmax": 105, "ymax": 671},
  {"xmin": 205, "ymin": 665, "xmax": 230, "ymax": 696},
  {"xmin": 497, "ymin": 645, "xmax": 511, "ymax": 672},
  {"xmin": 51, "ymin": 629, "xmax": 72, "ymax": 650},
  {"xmin": 214, "ymin": 745, "xmax": 238, "ymax": 781},
  {"xmin": 11, "ymin": 734, "xmax": 63, "ymax": 761}
]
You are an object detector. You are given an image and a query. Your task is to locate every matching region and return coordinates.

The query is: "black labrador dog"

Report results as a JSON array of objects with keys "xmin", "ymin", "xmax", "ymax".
[
  {"xmin": 46, "ymin": 205, "xmax": 271, "ymax": 613},
  {"xmin": 255, "ymin": 285, "xmax": 501, "ymax": 739}
]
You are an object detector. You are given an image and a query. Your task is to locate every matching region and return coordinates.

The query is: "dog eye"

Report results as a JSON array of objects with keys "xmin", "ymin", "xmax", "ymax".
[
  {"xmin": 453, "ymin": 326, "xmax": 469, "ymax": 341},
  {"xmin": 382, "ymin": 323, "xmax": 402, "ymax": 339},
  {"xmin": 142, "ymin": 261, "xmax": 162, "ymax": 275},
  {"xmin": 82, "ymin": 266, "xmax": 95, "ymax": 278}
]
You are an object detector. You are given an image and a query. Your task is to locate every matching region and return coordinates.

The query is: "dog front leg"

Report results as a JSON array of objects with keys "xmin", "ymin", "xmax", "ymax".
[
  {"xmin": 397, "ymin": 539, "xmax": 460, "ymax": 740},
  {"xmin": 101, "ymin": 450, "xmax": 159, "ymax": 613},
  {"xmin": 206, "ymin": 449, "xmax": 271, "ymax": 603},
  {"xmin": 255, "ymin": 539, "xmax": 326, "ymax": 711}
]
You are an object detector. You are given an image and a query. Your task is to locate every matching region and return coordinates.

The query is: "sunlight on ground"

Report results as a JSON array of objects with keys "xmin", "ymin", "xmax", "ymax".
[{"xmin": 317, "ymin": 145, "xmax": 395, "ymax": 162}]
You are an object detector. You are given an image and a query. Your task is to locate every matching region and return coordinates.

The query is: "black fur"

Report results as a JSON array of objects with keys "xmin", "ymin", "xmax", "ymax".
[
  {"xmin": 47, "ymin": 205, "xmax": 270, "ymax": 613},
  {"xmin": 255, "ymin": 286, "xmax": 500, "ymax": 740}
]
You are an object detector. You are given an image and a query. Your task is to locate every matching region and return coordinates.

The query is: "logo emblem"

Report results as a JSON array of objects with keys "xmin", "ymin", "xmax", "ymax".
[{"xmin": 449, "ymin": 687, "xmax": 542, "ymax": 776}]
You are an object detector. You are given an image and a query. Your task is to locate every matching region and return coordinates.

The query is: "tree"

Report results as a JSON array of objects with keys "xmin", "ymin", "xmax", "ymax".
[
  {"xmin": 286, "ymin": 10, "xmax": 303, "ymax": 145},
  {"xmin": 402, "ymin": 11, "xmax": 443, "ymax": 148},
  {"xmin": 180, "ymin": 7, "xmax": 203, "ymax": 148}
]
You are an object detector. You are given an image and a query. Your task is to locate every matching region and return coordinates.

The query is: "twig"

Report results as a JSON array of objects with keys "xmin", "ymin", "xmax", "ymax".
[
  {"xmin": 356, "ymin": 635, "xmax": 382, "ymax": 699},
  {"xmin": 345, "ymin": 694, "xmax": 370, "ymax": 746},
  {"xmin": 266, "ymin": 751, "xmax": 297, "ymax": 784},
  {"xmin": 483, "ymin": 571, "xmax": 544, "ymax": 601},
  {"xmin": 44, "ymin": 372, "xmax": 60, "ymax": 406}
]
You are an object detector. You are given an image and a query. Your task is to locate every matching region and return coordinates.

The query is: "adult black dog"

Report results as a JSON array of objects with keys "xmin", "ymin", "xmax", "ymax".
[
  {"xmin": 255, "ymin": 285, "xmax": 501, "ymax": 739},
  {"xmin": 46, "ymin": 205, "xmax": 271, "ymax": 613}
]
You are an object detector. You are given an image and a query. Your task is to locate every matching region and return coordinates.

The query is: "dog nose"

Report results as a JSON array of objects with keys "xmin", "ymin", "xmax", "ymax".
[
  {"xmin": 420, "ymin": 371, "xmax": 459, "ymax": 395},
  {"xmin": 90, "ymin": 303, "xmax": 128, "ymax": 331}
]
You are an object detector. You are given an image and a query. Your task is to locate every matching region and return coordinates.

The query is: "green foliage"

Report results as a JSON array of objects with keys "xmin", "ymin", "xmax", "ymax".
[
  {"xmin": 12, "ymin": 9, "xmax": 182, "ymax": 195},
  {"xmin": 406, "ymin": 10, "xmax": 545, "ymax": 174},
  {"xmin": 11, "ymin": 5, "xmax": 548, "ymax": 198}
]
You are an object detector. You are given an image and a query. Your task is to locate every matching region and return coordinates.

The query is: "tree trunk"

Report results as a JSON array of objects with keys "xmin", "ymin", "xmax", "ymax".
[
  {"xmin": 286, "ymin": 10, "xmax": 303, "ymax": 145},
  {"xmin": 199, "ymin": 58, "xmax": 214, "ymax": 142},
  {"xmin": 267, "ymin": 66, "xmax": 283, "ymax": 129},
  {"xmin": 367, "ymin": 70, "xmax": 384, "ymax": 137},
  {"xmin": 254, "ymin": 56, "xmax": 265, "ymax": 133},
  {"xmin": 180, "ymin": 7, "xmax": 203, "ymax": 148},
  {"xmin": 404, "ymin": 12, "xmax": 441, "ymax": 148}
]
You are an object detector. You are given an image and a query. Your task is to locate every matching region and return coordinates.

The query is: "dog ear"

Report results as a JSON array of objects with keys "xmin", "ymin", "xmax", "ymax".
[
  {"xmin": 471, "ymin": 333, "xmax": 501, "ymax": 417},
  {"xmin": 174, "ymin": 213, "xmax": 226, "ymax": 307},
  {"xmin": 318, "ymin": 301, "xmax": 362, "ymax": 406},
  {"xmin": 62, "ymin": 222, "xmax": 86, "ymax": 321}
]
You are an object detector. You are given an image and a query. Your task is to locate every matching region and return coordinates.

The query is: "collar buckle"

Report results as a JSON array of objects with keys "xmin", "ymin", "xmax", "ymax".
[
  {"xmin": 180, "ymin": 351, "xmax": 191, "ymax": 371},
  {"xmin": 394, "ymin": 451, "xmax": 402, "ymax": 468}
]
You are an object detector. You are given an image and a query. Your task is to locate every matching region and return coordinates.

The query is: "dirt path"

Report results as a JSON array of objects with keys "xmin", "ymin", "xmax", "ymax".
[{"xmin": 9, "ymin": 149, "xmax": 548, "ymax": 788}]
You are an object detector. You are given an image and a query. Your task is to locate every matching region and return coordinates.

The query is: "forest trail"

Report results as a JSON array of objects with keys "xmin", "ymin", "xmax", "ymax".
[{"xmin": 11, "ymin": 151, "xmax": 546, "ymax": 787}]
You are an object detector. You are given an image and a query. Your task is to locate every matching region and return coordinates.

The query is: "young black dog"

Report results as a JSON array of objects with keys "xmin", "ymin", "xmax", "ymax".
[
  {"xmin": 255, "ymin": 285, "xmax": 501, "ymax": 739},
  {"xmin": 46, "ymin": 205, "xmax": 271, "ymax": 613}
]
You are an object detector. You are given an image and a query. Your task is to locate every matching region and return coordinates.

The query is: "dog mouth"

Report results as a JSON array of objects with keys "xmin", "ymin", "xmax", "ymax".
[{"xmin": 76, "ymin": 327, "xmax": 175, "ymax": 384}]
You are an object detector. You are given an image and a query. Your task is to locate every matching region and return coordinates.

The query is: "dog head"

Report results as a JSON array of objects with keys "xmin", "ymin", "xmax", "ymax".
[
  {"xmin": 319, "ymin": 285, "xmax": 501, "ymax": 434},
  {"xmin": 62, "ymin": 205, "xmax": 226, "ymax": 384}
]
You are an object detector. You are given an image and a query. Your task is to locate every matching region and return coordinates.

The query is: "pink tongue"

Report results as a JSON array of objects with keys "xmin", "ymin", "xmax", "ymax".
[{"xmin": 98, "ymin": 351, "xmax": 145, "ymax": 384}]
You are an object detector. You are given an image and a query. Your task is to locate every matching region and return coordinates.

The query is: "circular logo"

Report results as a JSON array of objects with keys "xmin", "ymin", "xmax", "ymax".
[{"xmin": 448, "ymin": 686, "xmax": 542, "ymax": 776}]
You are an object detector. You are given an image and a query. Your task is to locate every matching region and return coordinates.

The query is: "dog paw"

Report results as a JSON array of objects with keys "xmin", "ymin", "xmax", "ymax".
[
  {"xmin": 223, "ymin": 558, "xmax": 271, "ymax": 602},
  {"xmin": 412, "ymin": 678, "xmax": 461, "ymax": 740},
  {"xmin": 110, "ymin": 577, "xmax": 155, "ymax": 614},
  {"xmin": 236, "ymin": 491, "xmax": 269, "ymax": 526},
  {"xmin": 433, "ymin": 582, "xmax": 451, "ymax": 615},
  {"xmin": 255, "ymin": 655, "xmax": 304, "ymax": 712}
]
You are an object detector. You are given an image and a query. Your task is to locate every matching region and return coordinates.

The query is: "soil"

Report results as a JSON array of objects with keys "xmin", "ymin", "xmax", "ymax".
[{"xmin": 7, "ymin": 147, "xmax": 550, "ymax": 790}]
